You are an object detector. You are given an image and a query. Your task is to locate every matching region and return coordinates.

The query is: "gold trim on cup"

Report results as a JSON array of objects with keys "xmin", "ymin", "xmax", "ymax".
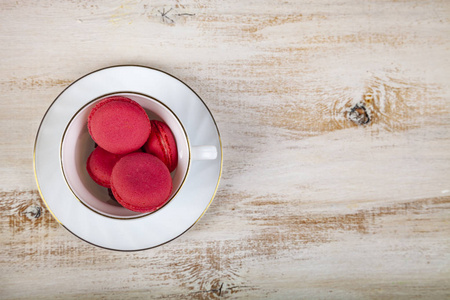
[{"xmin": 33, "ymin": 64, "xmax": 223, "ymax": 251}]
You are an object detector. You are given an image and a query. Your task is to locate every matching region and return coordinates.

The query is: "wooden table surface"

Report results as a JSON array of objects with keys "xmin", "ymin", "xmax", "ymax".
[{"xmin": 1, "ymin": 0, "xmax": 449, "ymax": 299}]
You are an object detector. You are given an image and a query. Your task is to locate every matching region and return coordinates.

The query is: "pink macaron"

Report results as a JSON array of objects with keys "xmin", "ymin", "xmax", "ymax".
[
  {"xmin": 86, "ymin": 146, "xmax": 139, "ymax": 188},
  {"xmin": 88, "ymin": 96, "xmax": 151, "ymax": 154},
  {"xmin": 144, "ymin": 120, "xmax": 178, "ymax": 172},
  {"xmin": 110, "ymin": 152, "xmax": 173, "ymax": 213}
]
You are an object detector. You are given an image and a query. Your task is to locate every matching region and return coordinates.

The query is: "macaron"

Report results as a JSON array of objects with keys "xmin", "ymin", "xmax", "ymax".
[
  {"xmin": 144, "ymin": 120, "xmax": 178, "ymax": 172},
  {"xmin": 110, "ymin": 152, "xmax": 173, "ymax": 213},
  {"xmin": 88, "ymin": 96, "xmax": 151, "ymax": 154},
  {"xmin": 86, "ymin": 146, "xmax": 130, "ymax": 188}
]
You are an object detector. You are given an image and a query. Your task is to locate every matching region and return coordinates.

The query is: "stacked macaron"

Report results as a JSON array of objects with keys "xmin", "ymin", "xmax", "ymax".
[{"xmin": 86, "ymin": 96, "xmax": 178, "ymax": 213}]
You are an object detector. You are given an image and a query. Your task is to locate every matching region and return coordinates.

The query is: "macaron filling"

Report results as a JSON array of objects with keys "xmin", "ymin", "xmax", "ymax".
[{"xmin": 144, "ymin": 120, "xmax": 178, "ymax": 172}]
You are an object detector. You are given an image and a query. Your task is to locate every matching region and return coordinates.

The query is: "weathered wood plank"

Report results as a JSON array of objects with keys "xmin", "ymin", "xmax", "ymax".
[{"xmin": 1, "ymin": 0, "xmax": 449, "ymax": 298}]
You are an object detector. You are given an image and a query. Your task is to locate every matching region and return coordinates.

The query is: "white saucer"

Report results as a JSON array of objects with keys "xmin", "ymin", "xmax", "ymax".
[{"xmin": 34, "ymin": 65, "xmax": 222, "ymax": 251}]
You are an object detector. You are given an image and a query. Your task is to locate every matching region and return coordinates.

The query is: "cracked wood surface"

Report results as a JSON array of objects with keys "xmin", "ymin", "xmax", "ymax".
[{"xmin": 1, "ymin": 0, "xmax": 450, "ymax": 299}]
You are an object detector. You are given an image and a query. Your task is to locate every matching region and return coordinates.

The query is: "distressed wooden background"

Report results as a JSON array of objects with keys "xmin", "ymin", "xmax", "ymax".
[{"xmin": 1, "ymin": 0, "xmax": 449, "ymax": 299}]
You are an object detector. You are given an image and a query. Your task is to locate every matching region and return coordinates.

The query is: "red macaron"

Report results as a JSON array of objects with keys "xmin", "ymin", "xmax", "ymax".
[
  {"xmin": 110, "ymin": 152, "xmax": 173, "ymax": 213},
  {"xmin": 144, "ymin": 120, "xmax": 178, "ymax": 172},
  {"xmin": 88, "ymin": 96, "xmax": 151, "ymax": 154},
  {"xmin": 86, "ymin": 146, "xmax": 140, "ymax": 188},
  {"xmin": 86, "ymin": 146, "xmax": 126, "ymax": 188}
]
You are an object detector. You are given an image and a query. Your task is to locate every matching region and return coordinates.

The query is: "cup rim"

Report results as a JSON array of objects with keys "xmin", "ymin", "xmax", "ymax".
[{"xmin": 60, "ymin": 91, "xmax": 191, "ymax": 220}]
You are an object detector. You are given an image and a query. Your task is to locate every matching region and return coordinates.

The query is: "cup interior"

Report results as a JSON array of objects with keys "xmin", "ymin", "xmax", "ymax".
[{"xmin": 61, "ymin": 92, "xmax": 189, "ymax": 219}]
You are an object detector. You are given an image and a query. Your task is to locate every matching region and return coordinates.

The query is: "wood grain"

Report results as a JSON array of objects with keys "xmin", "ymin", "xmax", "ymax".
[{"xmin": 1, "ymin": 0, "xmax": 449, "ymax": 299}]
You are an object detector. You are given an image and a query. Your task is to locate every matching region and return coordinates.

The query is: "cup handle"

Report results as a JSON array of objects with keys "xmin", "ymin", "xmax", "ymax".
[{"xmin": 191, "ymin": 145, "xmax": 218, "ymax": 160}]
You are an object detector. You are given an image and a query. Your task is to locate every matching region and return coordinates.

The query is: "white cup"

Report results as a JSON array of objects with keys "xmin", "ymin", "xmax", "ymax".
[{"xmin": 61, "ymin": 92, "xmax": 217, "ymax": 219}]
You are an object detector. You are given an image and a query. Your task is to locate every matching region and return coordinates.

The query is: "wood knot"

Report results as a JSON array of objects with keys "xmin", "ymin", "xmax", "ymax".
[
  {"xmin": 22, "ymin": 205, "xmax": 42, "ymax": 219},
  {"xmin": 347, "ymin": 103, "xmax": 370, "ymax": 125}
]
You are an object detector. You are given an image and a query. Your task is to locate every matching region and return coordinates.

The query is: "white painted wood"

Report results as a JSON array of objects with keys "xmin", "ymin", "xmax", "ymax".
[{"xmin": 1, "ymin": 0, "xmax": 449, "ymax": 298}]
